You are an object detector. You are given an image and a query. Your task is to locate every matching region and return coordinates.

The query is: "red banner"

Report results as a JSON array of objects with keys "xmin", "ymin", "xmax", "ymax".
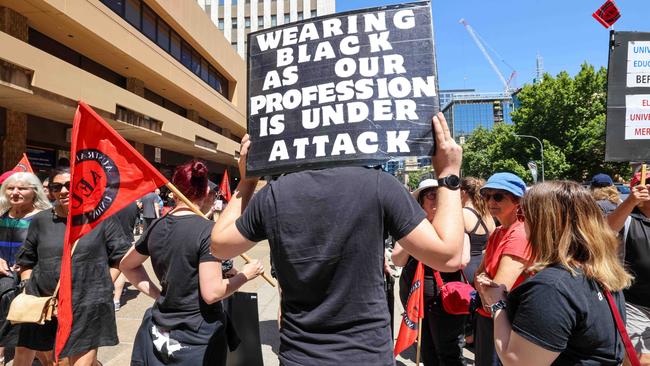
[
  {"xmin": 219, "ymin": 170, "xmax": 232, "ymax": 202},
  {"xmin": 394, "ymin": 261, "xmax": 425, "ymax": 357},
  {"xmin": 13, "ymin": 153, "xmax": 33, "ymax": 173},
  {"xmin": 593, "ymin": 0, "xmax": 621, "ymax": 28},
  {"xmin": 55, "ymin": 101, "xmax": 168, "ymax": 359}
]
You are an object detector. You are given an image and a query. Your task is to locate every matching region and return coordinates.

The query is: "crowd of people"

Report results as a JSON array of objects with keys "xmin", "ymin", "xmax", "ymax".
[{"xmin": 0, "ymin": 112, "xmax": 646, "ymax": 366}]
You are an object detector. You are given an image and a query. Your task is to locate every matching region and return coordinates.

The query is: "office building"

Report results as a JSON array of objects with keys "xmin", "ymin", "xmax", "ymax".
[
  {"xmin": 0, "ymin": 0, "xmax": 246, "ymax": 180},
  {"xmin": 196, "ymin": 0, "xmax": 336, "ymax": 58},
  {"xmin": 439, "ymin": 88, "xmax": 475, "ymax": 110},
  {"xmin": 442, "ymin": 92, "xmax": 514, "ymax": 142}
]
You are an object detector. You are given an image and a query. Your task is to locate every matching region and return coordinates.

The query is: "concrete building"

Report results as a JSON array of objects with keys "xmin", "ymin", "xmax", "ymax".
[
  {"xmin": 0, "ymin": 0, "xmax": 246, "ymax": 180},
  {"xmin": 442, "ymin": 91, "xmax": 514, "ymax": 143},
  {"xmin": 195, "ymin": 0, "xmax": 336, "ymax": 58}
]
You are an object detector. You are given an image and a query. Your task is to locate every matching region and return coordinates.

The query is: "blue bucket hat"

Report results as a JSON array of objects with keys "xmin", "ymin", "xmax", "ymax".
[
  {"xmin": 480, "ymin": 172, "xmax": 526, "ymax": 198},
  {"xmin": 590, "ymin": 173, "xmax": 613, "ymax": 188}
]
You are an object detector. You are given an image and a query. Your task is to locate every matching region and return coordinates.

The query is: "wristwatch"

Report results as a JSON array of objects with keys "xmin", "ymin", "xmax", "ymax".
[
  {"xmin": 437, "ymin": 175, "xmax": 461, "ymax": 190},
  {"xmin": 489, "ymin": 299, "xmax": 507, "ymax": 318}
]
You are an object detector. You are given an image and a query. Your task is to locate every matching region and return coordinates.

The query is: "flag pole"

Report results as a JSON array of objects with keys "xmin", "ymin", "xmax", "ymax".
[
  {"xmin": 641, "ymin": 164, "xmax": 647, "ymax": 186},
  {"xmin": 165, "ymin": 182, "xmax": 276, "ymax": 287},
  {"xmin": 415, "ymin": 317, "xmax": 423, "ymax": 365}
]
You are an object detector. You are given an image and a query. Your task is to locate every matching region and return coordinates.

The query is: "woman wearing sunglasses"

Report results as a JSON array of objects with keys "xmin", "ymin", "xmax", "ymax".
[
  {"xmin": 393, "ymin": 179, "xmax": 470, "ymax": 366},
  {"xmin": 476, "ymin": 181, "xmax": 631, "ymax": 365},
  {"xmin": 14, "ymin": 167, "xmax": 130, "ymax": 366},
  {"xmin": 0, "ymin": 172, "xmax": 51, "ymax": 366},
  {"xmin": 473, "ymin": 172, "xmax": 530, "ymax": 366}
]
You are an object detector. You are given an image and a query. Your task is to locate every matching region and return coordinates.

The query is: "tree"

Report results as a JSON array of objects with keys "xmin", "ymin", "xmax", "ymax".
[
  {"xmin": 407, "ymin": 167, "xmax": 433, "ymax": 191},
  {"xmin": 462, "ymin": 63, "xmax": 630, "ymax": 182}
]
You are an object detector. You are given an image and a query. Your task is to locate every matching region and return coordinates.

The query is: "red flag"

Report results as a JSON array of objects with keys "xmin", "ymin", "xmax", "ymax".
[
  {"xmin": 394, "ymin": 261, "xmax": 425, "ymax": 357},
  {"xmin": 219, "ymin": 170, "xmax": 232, "ymax": 202},
  {"xmin": 55, "ymin": 101, "xmax": 168, "ymax": 359},
  {"xmin": 13, "ymin": 153, "xmax": 33, "ymax": 173},
  {"xmin": 592, "ymin": 0, "xmax": 621, "ymax": 28}
]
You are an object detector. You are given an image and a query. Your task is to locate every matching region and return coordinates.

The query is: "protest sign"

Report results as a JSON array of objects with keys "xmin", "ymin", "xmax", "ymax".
[
  {"xmin": 605, "ymin": 31, "xmax": 650, "ymax": 162},
  {"xmin": 246, "ymin": 1, "xmax": 438, "ymax": 176}
]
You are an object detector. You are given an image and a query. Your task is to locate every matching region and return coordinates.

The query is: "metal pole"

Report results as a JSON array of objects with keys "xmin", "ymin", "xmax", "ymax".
[{"xmin": 515, "ymin": 134, "xmax": 544, "ymax": 182}]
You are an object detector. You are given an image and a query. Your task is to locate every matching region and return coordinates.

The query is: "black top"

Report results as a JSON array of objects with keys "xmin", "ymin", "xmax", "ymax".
[
  {"xmin": 596, "ymin": 200, "xmax": 618, "ymax": 216},
  {"xmin": 236, "ymin": 167, "xmax": 426, "ymax": 366},
  {"xmin": 464, "ymin": 207, "xmax": 489, "ymax": 256},
  {"xmin": 114, "ymin": 202, "xmax": 138, "ymax": 243},
  {"xmin": 507, "ymin": 265, "xmax": 625, "ymax": 365},
  {"xmin": 399, "ymin": 256, "xmax": 461, "ymax": 303},
  {"xmin": 135, "ymin": 214, "xmax": 222, "ymax": 331},
  {"xmin": 15, "ymin": 209, "xmax": 130, "ymax": 356},
  {"xmin": 623, "ymin": 209, "xmax": 650, "ymax": 307},
  {"xmin": 140, "ymin": 192, "xmax": 159, "ymax": 219}
]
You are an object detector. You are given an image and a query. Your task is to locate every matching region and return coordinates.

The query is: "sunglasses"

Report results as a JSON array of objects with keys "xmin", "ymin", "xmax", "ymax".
[
  {"xmin": 49, "ymin": 182, "xmax": 70, "ymax": 193},
  {"xmin": 481, "ymin": 192, "xmax": 507, "ymax": 203}
]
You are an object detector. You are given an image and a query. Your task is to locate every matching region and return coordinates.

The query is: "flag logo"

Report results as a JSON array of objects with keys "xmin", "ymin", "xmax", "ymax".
[
  {"xmin": 592, "ymin": 0, "xmax": 621, "ymax": 28},
  {"xmin": 70, "ymin": 149, "xmax": 120, "ymax": 226}
]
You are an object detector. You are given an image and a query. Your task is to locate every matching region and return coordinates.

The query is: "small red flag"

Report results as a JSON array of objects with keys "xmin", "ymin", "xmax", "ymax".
[
  {"xmin": 592, "ymin": 0, "xmax": 621, "ymax": 28},
  {"xmin": 219, "ymin": 170, "xmax": 232, "ymax": 202},
  {"xmin": 13, "ymin": 153, "xmax": 33, "ymax": 173},
  {"xmin": 394, "ymin": 261, "xmax": 425, "ymax": 357},
  {"xmin": 55, "ymin": 101, "xmax": 169, "ymax": 360}
]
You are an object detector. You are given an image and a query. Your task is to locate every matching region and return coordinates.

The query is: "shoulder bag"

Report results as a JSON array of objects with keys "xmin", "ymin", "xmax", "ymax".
[{"xmin": 433, "ymin": 270, "xmax": 477, "ymax": 315}]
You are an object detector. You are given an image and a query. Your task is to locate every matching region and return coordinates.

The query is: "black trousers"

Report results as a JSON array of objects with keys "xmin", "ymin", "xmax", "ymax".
[
  {"xmin": 474, "ymin": 315, "xmax": 502, "ymax": 366},
  {"xmin": 420, "ymin": 297, "xmax": 467, "ymax": 366}
]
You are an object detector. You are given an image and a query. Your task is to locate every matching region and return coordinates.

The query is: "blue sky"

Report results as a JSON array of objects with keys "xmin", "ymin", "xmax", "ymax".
[{"xmin": 336, "ymin": 0, "xmax": 645, "ymax": 93}]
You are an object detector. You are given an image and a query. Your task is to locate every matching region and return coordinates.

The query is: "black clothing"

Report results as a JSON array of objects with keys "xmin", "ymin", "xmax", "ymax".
[
  {"xmin": 596, "ymin": 200, "xmax": 618, "ymax": 216},
  {"xmin": 507, "ymin": 266, "xmax": 626, "ymax": 365},
  {"xmin": 115, "ymin": 201, "xmax": 139, "ymax": 243},
  {"xmin": 623, "ymin": 209, "xmax": 650, "ymax": 307},
  {"xmin": 15, "ymin": 209, "xmax": 129, "ymax": 356},
  {"xmin": 135, "ymin": 214, "xmax": 222, "ymax": 331},
  {"xmin": 141, "ymin": 192, "xmax": 159, "ymax": 219},
  {"xmin": 464, "ymin": 207, "xmax": 489, "ymax": 256},
  {"xmin": 475, "ymin": 314, "xmax": 501, "ymax": 366},
  {"xmin": 236, "ymin": 167, "xmax": 426, "ymax": 366}
]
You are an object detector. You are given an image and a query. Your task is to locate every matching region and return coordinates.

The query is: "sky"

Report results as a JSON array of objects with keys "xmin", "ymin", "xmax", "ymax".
[{"xmin": 336, "ymin": 0, "xmax": 646, "ymax": 93}]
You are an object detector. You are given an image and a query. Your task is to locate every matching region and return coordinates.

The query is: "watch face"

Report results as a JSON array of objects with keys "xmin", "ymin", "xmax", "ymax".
[{"xmin": 447, "ymin": 175, "xmax": 461, "ymax": 187}]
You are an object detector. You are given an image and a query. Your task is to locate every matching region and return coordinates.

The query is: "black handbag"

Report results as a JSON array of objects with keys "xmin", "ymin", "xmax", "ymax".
[{"xmin": 0, "ymin": 272, "xmax": 21, "ymax": 338}]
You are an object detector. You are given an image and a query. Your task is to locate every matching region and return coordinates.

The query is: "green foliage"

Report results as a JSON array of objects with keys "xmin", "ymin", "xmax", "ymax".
[
  {"xmin": 407, "ymin": 167, "xmax": 433, "ymax": 191},
  {"xmin": 461, "ymin": 63, "xmax": 631, "ymax": 183}
]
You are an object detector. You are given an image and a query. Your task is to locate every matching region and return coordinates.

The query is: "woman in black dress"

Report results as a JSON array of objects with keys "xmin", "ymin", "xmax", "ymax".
[
  {"xmin": 13, "ymin": 167, "xmax": 130, "ymax": 366},
  {"xmin": 120, "ymin": 160, "xmax": 263, "ymax": 366}
]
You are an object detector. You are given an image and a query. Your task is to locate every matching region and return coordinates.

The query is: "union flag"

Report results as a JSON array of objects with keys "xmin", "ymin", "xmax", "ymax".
[
  {"xmin": 55, "ymin": 101, "xmax": 168, "ymax": 360},
  {"xmin": 219, "ymin": 169, "xmax": 232, "ymax": 202},
  {"xmin": 394, "ymin": 261, "xmax": 425, "ymax": 357},
  {"xmin": 13, "ymin": 153, "xmax": 33, "ymax": 173},
  {"xmin": 592, "ymin": 0, "xmax": 621, "ymax": 28}
]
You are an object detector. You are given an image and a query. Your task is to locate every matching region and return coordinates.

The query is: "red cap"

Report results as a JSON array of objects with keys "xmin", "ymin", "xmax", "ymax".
[
  {"xmin": 630, "ymin": 171, "xmax": 650, "ymax": 188},
  {"xmin": 0, "ymin": 171, "xmax": 15, "ymax": 185}
]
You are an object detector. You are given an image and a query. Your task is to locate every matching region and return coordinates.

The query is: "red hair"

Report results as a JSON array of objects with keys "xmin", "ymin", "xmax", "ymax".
[{"xmin": 172, "ymin": 160, "xmax": 209, "ymax": 202}]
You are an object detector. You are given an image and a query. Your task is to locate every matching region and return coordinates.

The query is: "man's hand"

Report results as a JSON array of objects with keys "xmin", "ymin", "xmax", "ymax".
[
  {"xmin": 627, "ymin": 184, "xmax": 650, "ymax": 205},
  {"xmin": 238, "ymin": 134, "xmax": 258, "ymax": 185},
  {"xmin": 0, "ymin": 258, "xmax": 11, "ymax": 276},
  {"xmin": 431, "ymin": 112, "xmax": 462, "ymax": 177}
]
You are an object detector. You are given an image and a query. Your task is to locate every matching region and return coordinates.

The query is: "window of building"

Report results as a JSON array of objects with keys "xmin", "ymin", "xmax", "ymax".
[
  {"xmin": 258, "ymin": 16, "xmax": 263, "ymax": 27},
  {"xmin": 101, "ymin": 0, "xmax": 123, "ymax": 14},
  {"xmin": 284, "ymin": 14, "xmax": 290, "ymax": 23},
  {"xmin": 231, "ymin": 42, "xmax": 237, "ymax": 51},
  {"xmin": 142, "ymin": 4, "xmax": 157, "ymax": 42},
  {"xmin": 157, "ymin": 21, "xmax": 170, "ymax": 51},
  {"xmin": 125, "ymin": 0, "xmax": 140, "ymax": 28},
  {"xmin": 232, "ymin": 18, "xmax": 237, "ymax": 28},
  {"xmin": 201, "ymin": 59, "xmax": 209, "ymax": 82},
  {"xmin": 311, "ymin": 10, "xmax": 317, "ymax": 17},
  {"xmin": 245, "ymin": 17, "xmax": 251, "ymax": 27},
  {"xmin": 170, "ymin": 32, "xmax": 181, "ymax": 60},
  {"xmin": 191, "ymin": 50, "xmax": 201, "ymax": 76},
  {"xmin": 271, "ymin": 15, "xmax": 277, "ymax": 26},
  {"xmin": 218, "ymin": 19, "xmax": 224, "ymax": 30},
  {"xmin": 181, "ymin": 41, "xmax": 192, "ymax": 69},
  {"xmin": 297, "ymin": 12, "xmax": 303, "ymax": 20}
]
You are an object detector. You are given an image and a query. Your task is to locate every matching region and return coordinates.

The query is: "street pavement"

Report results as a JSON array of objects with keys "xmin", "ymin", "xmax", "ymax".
[{"xmin": 8, "ymin": 240, "xmax": 474, "ymax": 365}]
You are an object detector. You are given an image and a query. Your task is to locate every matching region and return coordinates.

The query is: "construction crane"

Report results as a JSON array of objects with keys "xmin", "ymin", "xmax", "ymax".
[{"xmin": 459, "ymin": 19, "xmax": 517, "ymax": 94}]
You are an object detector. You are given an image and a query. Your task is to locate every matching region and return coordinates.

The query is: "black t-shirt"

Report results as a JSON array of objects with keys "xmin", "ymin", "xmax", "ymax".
[
  {"xmin": 623, "ymin": 209, "xmax": 650, "ymax": 307},
  {"xmin": 114, "ymin": 202, "xmax": 138, "ymax": 243},
  {"xmin": 135, "ymin": 214, "xmax": 221, "ymax": 331},
  {"xmin": 236, "ymin": 166, "xmax": 426, "ymax": 366},
  {"xmin": 140, "ymin": 192, "xmax": 159, "ymax": 219},
  {"xmin": 507, "ymin": 266, "xmax": 625, "ymax": 365}
]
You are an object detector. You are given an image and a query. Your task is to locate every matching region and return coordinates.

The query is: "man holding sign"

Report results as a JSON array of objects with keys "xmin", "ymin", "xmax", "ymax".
[{"xmin": 211, "ymin": 111, "xmax": 465, "ymax": 365}]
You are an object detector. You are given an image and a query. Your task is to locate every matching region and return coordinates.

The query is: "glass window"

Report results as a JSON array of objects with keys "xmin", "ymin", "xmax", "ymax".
[
  {"xmin": 125, "ymin": 0, "xmax": 140, "ymax": 28},
  {"xmin": 271, "ymin": 15, "xmax": 277, "ymax": 26},
  {"xmin": 311, "ymin": 10, "xmax": 317, "ymax": 17},
  {"xmin": 258, "ymin": 16, "xmax": 263, "ymax": 27},
  {"xmin": 218, "ymin": 19, "xmax": 224, "ymax": 30},
  {"xmin": 191, "ymin": 50, "xmax": 201, "ymax": 75},
  {"xmin": 245, "ymin": 17, "xmax": 251, "ymax": 27},
  {"xmin": 201, "ymin": 59, "xmax": 209, "ymax": 82},
  {"xmin": 170, "ymin": 32, "xmax": 181, "ymax": 60},
  {"xmin": 208, "ymin": 66, "xmax": 217, "ymax": 89},
  {"xmin": 101, "ymin": 0, "xmax": 124, "ymax": 14},
  {"xmin": 297, "ymin": 12, "xmax": 303, "ymax": 21},
  {"xmin": 157, "ymin": 21, "xmax": 170, "ymax": 51},
  {"xmin": 142, "ymin": 5, "xmax": 156, "ymax": 42},
  {"xmin": 284, "ymin": 14, "xmax": 290, "ymax": 23},
  {"xmin": 181, "ymin": 41, "xmax": 192, "ymax": 68},
  {"xmin": 231, "ymin": 42, "xmax": 237, "ymax": 51},
  {"xmin": 232, "ymin": 18, "xmax": 238, "ymax": 28}
]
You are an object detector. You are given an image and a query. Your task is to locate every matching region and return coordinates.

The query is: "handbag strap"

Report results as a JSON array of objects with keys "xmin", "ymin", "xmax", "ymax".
[
  {"xmin": 51, "ymin": 240, "xmax": 79, "ymax": 299},
  {"xmin": 432, "ymin": 269, "xmax": 470, "ymax": 289},
  {"xmin": 602, "ymin": 287, "xmax": 641, "ymax": 366}
]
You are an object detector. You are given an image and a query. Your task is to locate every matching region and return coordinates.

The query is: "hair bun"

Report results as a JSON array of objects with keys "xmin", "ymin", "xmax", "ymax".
[{"xmin": 191, "ymin": 161, "xmax": 208, "ymax": 178}]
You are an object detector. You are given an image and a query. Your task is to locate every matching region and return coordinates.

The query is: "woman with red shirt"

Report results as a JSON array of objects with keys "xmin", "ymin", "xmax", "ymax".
[{"xmin": 473, "ymin": 173, "xmax": 530, "ymax": 366}]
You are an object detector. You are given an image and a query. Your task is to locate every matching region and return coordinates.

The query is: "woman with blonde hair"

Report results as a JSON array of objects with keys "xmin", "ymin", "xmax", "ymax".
[
  {"xmin": 590, "ymin": 173, "xmax": 621, "ymax": 215},
  {"xmin": 477, "ymin": 181, "xmax": 632, "ymax": 365},
  {"xmin": 0, "ymin": 172, "xmax": 50, "ymax": 365}
]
